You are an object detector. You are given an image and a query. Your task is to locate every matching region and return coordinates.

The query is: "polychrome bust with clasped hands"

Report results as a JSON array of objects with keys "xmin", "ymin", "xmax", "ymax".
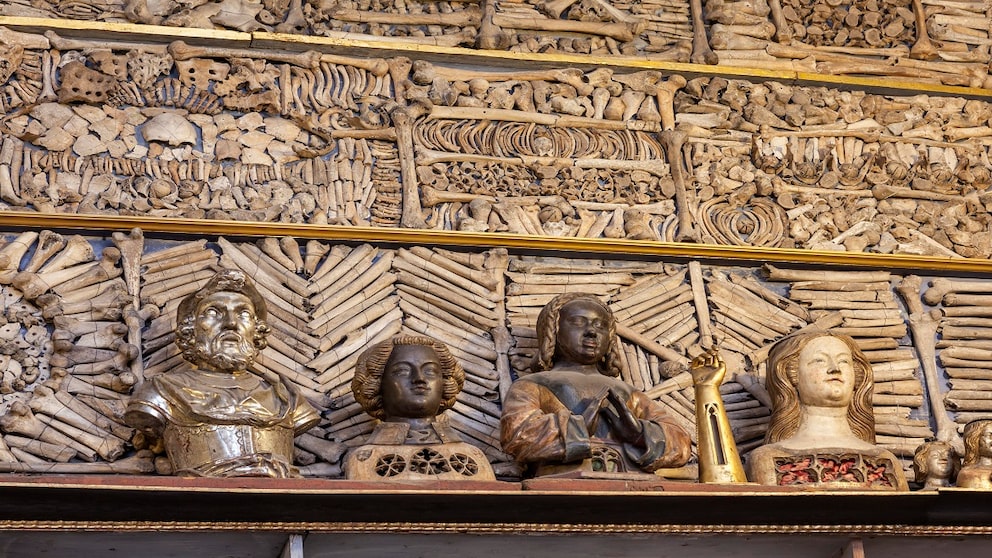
[{"xmin": 500, "ymin": 293, "xmax": 691, "ymax": 477}]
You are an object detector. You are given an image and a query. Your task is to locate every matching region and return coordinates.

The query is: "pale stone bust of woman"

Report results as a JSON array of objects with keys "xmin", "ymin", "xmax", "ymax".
[{"xmin": 746, "ymin": 332, "xmax": 908, "ymax": 490}]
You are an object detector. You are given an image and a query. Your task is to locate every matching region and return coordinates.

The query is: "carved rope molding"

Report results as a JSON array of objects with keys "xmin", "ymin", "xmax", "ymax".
[{"xmin": 1, "ymin": 521, "xmax": 991, "ymax": 536}]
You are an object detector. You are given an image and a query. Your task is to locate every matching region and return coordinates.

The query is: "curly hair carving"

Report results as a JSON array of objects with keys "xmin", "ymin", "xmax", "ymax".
[
  {"xmin": 174, "ymin": 269, "xmax": 270, "ymax": 363},
  {"xmin": 352, "ymin": 335, "xmax": 464, "ymax": 420},
  {"xmin": 912, "ymin": 440, "xmax": 960, "ymax": 483}
]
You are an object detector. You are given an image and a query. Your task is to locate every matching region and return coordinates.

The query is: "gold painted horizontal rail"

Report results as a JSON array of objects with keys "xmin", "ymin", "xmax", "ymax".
[
  {"xmin": 0, "ymin": 15, "xmax": 249, "ymax": 45},
  {"xmin": 2, "ymin": 16, "xmax": 990, "ymax": 99},
  {"xmin": 1, "ymin": 211, "xmax": 989, "ymax": 274},
  {"xmin": 3, "ymin": 520, "xmax": 991, "ymax": 536}
]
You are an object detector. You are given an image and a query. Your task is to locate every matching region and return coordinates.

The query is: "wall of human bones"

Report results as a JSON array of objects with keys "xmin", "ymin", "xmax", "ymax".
[
  {"xmin": 2, "ymin": 229, "xmax": 990, "ymax": 478},
  {"xmin": 0, "ymin": 3, "xmax": 991, "ymax": 258},
  {"xmin": 1, "ymin": 0, "xmax": 992, "ymax": 480},
  {"xmin": 5, "ymin": 0, "xmax": 990, "ymax": 82}
]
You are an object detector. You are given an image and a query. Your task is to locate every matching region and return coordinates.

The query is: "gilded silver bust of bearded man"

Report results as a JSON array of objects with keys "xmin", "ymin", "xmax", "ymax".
[{"xmin": 125, "ymin": 269, "xmax": 320, "ymax": 477}]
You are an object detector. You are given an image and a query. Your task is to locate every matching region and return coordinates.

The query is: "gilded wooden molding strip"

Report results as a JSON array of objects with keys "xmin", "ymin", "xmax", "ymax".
[
  {"xmin": 1, "ymin": 15, "xmax": 991, "ymax": 100},
  {"xmin": 0, "ymin": 521, "xmax": 990, "ymax": 536},
  {"xmin": 252, "ymin": 30, "xmax": 796, "ymax": 82},
  {"xmin": 0, "ymin": 15, "xmax": 249, "ymax": 45},
  {"xmin": 2, "ymin": 211, "xmax": 992, "ymax": 274}
]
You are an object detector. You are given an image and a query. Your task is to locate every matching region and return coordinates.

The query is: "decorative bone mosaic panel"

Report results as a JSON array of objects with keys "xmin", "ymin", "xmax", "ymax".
[
  {"xmin": 3, "ymin": 0, "xmax": 992, "ymax": 85},
  {"xmin": 4, "ymin": 229, "xmax": 990, "ymax": 479},
  {"xmin": 0, "ymin": 26, "xmax": 991, "ymax": 257}
]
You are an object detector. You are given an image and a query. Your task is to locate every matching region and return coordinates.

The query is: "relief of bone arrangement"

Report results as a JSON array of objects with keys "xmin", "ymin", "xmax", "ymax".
[
  {"xmin": 2, "ymin": 229, "xmax": 988, "ymax": 482},
  {"xmin": 9, "ymin": 0, "xmax": 992, "ymax": 82},
  {"xmin": 0, "ymin": 1, "xmax": 992, "ymax": 258}
]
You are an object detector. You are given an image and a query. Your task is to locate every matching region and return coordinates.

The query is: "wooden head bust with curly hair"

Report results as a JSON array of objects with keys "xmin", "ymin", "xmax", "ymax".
[{"xmin": 352, "ymin": 335, "xmax": 464, "ymax": 422}]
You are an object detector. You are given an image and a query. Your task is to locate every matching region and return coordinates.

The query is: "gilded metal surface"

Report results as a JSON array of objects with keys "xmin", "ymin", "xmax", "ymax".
[
  {"xmin": 3, "ymin": 211, "xmax": 992, "ymax": 274},
  {"xmin": 0, "ymin": 15, "xmax": 249, "ymax": 44},
  {"xmin": 162, "ymin": 422, "xmax": 298, "ymax": 478},
  {"xmin": 124, "ymin": 270, "xmax": 320, "ymax": 477},
  {"xmin": 957, "ymin": 419, "xmax": 992, "ymax": 490},
  {"xmin": 691, "ymin": 349, "xmax": 746, "ymax": 483},
  {"xmin": 2, "ymin": 16, "xmax": 991, "ymax": 99}
]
